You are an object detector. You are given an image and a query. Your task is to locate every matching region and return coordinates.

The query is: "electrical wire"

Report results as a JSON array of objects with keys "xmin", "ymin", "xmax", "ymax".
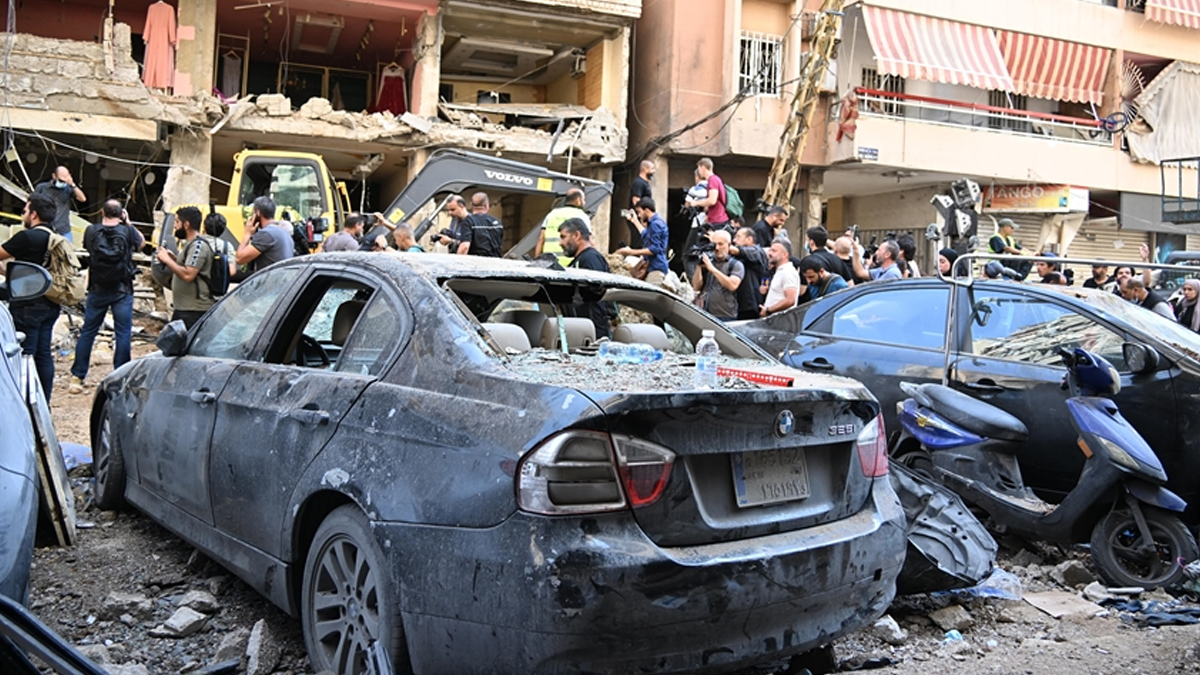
[{"xmin": 4, "ymin": 128, "xmax": 232, "ymax": 186}]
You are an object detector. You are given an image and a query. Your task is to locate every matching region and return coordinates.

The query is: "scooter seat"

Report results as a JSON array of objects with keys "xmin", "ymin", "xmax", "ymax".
[{"xmin": 915, "ymin": 383, "xmax": 1029, "ymax": 443}]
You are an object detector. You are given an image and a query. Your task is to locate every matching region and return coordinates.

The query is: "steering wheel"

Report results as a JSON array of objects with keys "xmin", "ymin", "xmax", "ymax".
[{"xmin": 296, "ymin": 333, "xmax": 331, "ymax": 368}]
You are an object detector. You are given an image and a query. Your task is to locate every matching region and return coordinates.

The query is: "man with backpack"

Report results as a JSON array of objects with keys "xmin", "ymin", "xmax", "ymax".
[
  {"xmin": 685, "ymin": 158, "xmax": 732, "ymax": 230},
  {"xmin": 68, "ymin": 199, "xmax": 144, "ymax": 395},
  {"xmin": 157, "ymin": 206, "xmax": 224, "ymax": 329},
  {"xmin": 0, "ymin": 194, "xmax": 67, "ymax": 401}
]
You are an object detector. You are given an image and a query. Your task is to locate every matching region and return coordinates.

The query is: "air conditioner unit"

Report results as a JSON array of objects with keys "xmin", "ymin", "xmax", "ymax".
[
  {"xmin": 570, "ymin": 54, "xmax": 586, "ymax": 79},
  {"xmin": 800, "ymin": 52, "xmax": 838, "ymax": 93}
]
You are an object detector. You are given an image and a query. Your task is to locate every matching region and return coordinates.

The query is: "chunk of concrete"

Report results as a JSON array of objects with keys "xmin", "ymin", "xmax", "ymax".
[
  {"xmin": 1051, "ymin": 560, "xmax": 1096, "ymax": 588},
  {"xmin": 107, "ymin": 664, "xmax": 151, "ymax": 675},
  {"xmin": 245, "ymin": 619, "xmax": 281, "ymax": 675},
  {"xmin": 151, "ymin": 607, "xmax": 208, "ymax": 638},
  {"xmin": 871, "ymin": 614, "xmax": 908, "ymax": 646},
  {"xmin": 75, "ymin": 644, "xmax": 111, "ymax": 664},
  {"xmin": 178, "ymin": 590, "xmax": 221, "ymax": 614},
  {"xmin": 214, "ymin": 627, "xmax": 250, "ymax": 663},
  {"xmin": 929, "ymin": 604, "xmax": 974, "ymax": 632},
  {"xmin": 100, "ymin": 592, "xmax": 153, "ymax": 621}
]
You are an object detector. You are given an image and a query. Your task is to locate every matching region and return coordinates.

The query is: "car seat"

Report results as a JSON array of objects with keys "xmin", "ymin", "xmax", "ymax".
[
  {"xmin": 492, "ymin": 309, "xmax": 548, "ymax": 349},
  {"xmin": 612, "ymin": 324, "xmax": 669, "ymax": 350},
  {"xmin": 483, "ymin": 323, "xmax": 532, "ymax": 353},
  {"xmin": 332, "ymin": 300, "xmax": 367, "ymax": 346},
  {"xmin": 540, "ymin": 317, "xmax": 596, "ymax": 351}
]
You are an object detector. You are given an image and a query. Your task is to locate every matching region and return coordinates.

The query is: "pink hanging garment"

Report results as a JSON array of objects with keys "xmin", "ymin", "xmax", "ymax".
[{"xmin": 142, "ymin": 1, "xmax": 177, "ymax": 89}]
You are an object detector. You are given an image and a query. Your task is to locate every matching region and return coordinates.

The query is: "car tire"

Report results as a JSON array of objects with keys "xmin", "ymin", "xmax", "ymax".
[
  {"xmin": 93, "ymin": 401, "xmax": 126, "ymax": 510},
  {"xmin": 302, "ymin": 505, "xmax": 410, "ymax": 675},
  {"xmin": 1090, "ymin": 506, "xmax": 1199, "ymax": 589},
  {"xmin": 896, "ymin": 449, "xmax": 936, "ymax": 482}
]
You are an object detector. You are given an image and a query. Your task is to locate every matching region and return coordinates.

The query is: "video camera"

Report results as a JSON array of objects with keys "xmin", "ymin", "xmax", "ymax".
[{"xmin": 862, "ymin": 231, "xmax": 896, "ymax": 259}]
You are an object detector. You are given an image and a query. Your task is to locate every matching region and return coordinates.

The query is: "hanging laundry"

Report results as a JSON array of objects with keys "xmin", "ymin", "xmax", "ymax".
[
  {"xmin": 371, "ymin": 64, "xmax": 408, "ymax": 115},
  {"xmin": 142, "ymin": 0, "xmax": 177, "ymax": 89},
  {"xmin": 221, "ymin": 52, "xmax": 243, "ymax": 98}
]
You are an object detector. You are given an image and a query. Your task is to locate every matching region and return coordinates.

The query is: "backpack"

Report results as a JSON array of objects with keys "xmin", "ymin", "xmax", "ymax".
[
  {"xmin": 35, "ymin": 226, "xmax": 87, "ymax": 306},
  {"xmin": 88, "ymin": 224, "xmax": 137, "ymax": 289},
  {"xmin": 195, "ymin": 236, "xmax": 232, "ymax": 299},
  {"xmin": 723, "ymin": 185, "xmax": 745, "ymax": 219},
  {"xmin": 292, "ymin": 221, "xmax": 312, "ymax": 257}
]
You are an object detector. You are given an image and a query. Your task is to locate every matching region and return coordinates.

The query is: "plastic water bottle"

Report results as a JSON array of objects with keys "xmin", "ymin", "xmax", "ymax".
[
  {"xmin": 694, "ymin": 330, "xmax": 720, "ymax": 389},
  {"xmin": 599, "ymin": 341, "xmax": 664, "ymax": 364}
]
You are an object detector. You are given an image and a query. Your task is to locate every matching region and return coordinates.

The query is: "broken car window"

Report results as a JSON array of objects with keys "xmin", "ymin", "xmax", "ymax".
[
  {"xmin": 337, "ymin": 295, "xmax": 404, "ymax": 376},
  {"xmin": 188, "ymin": 268, "xmax": 300, "ymax": 361},
  {"xmin": 265, "ymin": 279, "xmax": 374, "ymax": 369},
  {"xmin": 969, "ymin": 291, "xmax": 1127, "ymax": 370},
  {"xmin": 828, "ymin": 288, "xmax": 949, "ymax": 350}
]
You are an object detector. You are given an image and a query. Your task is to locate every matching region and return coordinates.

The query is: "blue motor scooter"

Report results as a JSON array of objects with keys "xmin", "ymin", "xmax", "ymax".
[{"xmin": 893, "ymin": 346, "xmax": 1198, "ymax": 588}]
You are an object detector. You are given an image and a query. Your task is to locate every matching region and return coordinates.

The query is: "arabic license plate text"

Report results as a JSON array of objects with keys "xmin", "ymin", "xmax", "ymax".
[{"xmin": 731, "ymin": 448, "xmax": 810, "ymax": 507}]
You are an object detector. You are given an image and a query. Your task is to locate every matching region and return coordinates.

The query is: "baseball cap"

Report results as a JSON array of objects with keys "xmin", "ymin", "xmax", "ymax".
[{"xmin": 997, "ymin": 218, "xmax": 1018, "ymax": 230}]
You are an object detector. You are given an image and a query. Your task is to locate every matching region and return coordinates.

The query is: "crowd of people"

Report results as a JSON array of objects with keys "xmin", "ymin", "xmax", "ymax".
[{"xmin": 4, "ymin": 160, "xmax": 1200, "ymax": 402}]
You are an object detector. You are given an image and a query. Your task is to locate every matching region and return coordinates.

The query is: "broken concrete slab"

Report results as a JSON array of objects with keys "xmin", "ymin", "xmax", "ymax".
[
  {"xmin": 1023, "ymin": 591, "xmax": 1104, "ymax": 619},
  {"xmin": 245, "ymin": 619, "xmax": 281, "ymax": 675},
  {"xmin": 871, "ymin": 614, "xmax": 908, "ymax": 646},
  {"xmin": 214, "ymin": 627, "xmax": 250, "ymax": 663},
  {"xmin": 150, "ymin": 607, "xmax": 209, "ymax": 638},
  {"xmin": 929, "ymin": 605, "xmax": 974, "ymax": 632},
  {"xmin": 99, "ymin": 592, "xmax": 153, "ymax": 621},
  {"xmin": 1051, "ymin": 560, "xmax": 1096, "ymax": 588},
  {"xmin": 178, "ymin": 589, "xmax": 221, "ymax": 614},
  {"xmin": 106, "ymin": 664, "xmax": 151, "ymax": 675}
]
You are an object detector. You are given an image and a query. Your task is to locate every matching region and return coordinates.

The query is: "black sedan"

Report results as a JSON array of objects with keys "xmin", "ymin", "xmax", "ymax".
[
  {"xmin": 90, "ymin": 253, "xmax": 905, "ymax": 675},
  {"xmin": 738, "ymin": 278, "xmax": 1200, "ymax": 522}
]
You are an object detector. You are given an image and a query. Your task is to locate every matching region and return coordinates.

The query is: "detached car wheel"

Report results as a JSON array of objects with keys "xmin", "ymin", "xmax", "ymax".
[
  {"xmin": 1090, "ymin": 506, "xmax": 1199, "ymax": 589},
  {"xmin": 302, "ymin": 505, "xmax": 409, "ymax": 675},
  {"xmin": 92, "ymin": 401, "xmax": 126, "ymax": 510}
]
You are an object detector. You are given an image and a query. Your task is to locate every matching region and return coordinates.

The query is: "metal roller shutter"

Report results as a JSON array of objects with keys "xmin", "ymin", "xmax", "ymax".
[{"xmin": 1067, "ymin": 219, "xmax": 1150, "ymax": 280}]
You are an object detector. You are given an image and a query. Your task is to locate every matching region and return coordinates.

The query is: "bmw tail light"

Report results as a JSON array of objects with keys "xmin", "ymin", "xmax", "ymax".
[
  {"xmin": 612, "ymin": 435, "xmax": 675, "ymax": 508},
  {"xmin": 855, "ymin": 414, "xmax": 889, "ymax": 477},
  {"xmin": 518, "ymin": 431, "xmax": 625, "ymax": 515},
  {"xmin": 517, "ymin": 431, "xmax": 676, "ymax": 514}
]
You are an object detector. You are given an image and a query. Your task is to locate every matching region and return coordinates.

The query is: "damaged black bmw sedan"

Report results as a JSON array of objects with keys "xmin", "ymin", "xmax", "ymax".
[{"xmin": 90, "ymin": 253, "xmax": 905, "ymax": 675}]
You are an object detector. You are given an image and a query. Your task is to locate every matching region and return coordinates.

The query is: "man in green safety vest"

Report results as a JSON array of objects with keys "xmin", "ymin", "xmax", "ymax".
[{"xmin": 536, "ymin": 187, "xmax": 589, "ymax": 268}]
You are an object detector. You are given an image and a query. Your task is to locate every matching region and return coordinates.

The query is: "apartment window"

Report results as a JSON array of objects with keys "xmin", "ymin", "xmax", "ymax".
[
  {"xmin": 739, "ymin": 32, "xmax": 784, "ymax": 97},
  {"xmin": 861, "ymin": 67, "xmax": 904, "ymax": 116},
  {"xmin": 988, "ymin": 90, "xmax": 1030, "ymax": 133}
]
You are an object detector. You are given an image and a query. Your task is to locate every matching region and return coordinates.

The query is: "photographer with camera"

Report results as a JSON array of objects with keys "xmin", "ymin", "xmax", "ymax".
[
  {"xmin": 615, "ymin": 198, "xmax": 670, "ymax": 286},
  {"xmin": 323, "ymin": 213, "xmax": 367, "ymax": 252},
  {"xmin": 729, "ymin": 227, "xmax": 768, "ymax": 320},
  {"xmin": 236, "ymin": 196, "xmax": 293, "ymax": 274},
  {"xmin": 869, "ymin": 239, "xmax": 903, "ymax": 281},
  {"xmin": 691, "ymin": 229, "xmax": 744, "ymax": 322}
]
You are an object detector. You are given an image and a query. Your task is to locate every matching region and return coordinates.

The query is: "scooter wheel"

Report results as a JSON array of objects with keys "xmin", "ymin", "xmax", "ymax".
[
  {"xmin": 896, "ymin": 450, "xmax": 936, "ymax": 482},
  {"xmin": 1090, "ymin": 507, "xmax": 1199, "ymax": 589}
]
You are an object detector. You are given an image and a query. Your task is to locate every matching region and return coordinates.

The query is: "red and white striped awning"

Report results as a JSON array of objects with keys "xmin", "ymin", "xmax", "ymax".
[
  {"xmin": 997, "ymin": 32, "xmax": 1111, "ymax": 105},
  {"xmin": 862, "ymin": 6, "xmax": 1013, "ymax": 91},
  {"xmin": 1146, "ymin": 0, "xmax": 1200, "ymax": 30}
]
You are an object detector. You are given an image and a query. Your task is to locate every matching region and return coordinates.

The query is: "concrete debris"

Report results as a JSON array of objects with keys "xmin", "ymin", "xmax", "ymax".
[
  {"xmin": 245, "ymin": 619, "xmax": 281, "ymax": 675},
  {"xmin": 256, "ymin": 94, "xmax": 293, "ymax": 117},
  {"xmin": 929, "ymin": 604, "xmax": 975, "ymax": 632},
  {"xmin": 215, "ymin": 627, "xmax": 250, "ymax": 663},
  {"xmin": 1082, "ymin": 581, "xmax": 1117, "ymax": 604},
  {"xmin": 150, "ymin": 607, "xmax": 209, "ymax": 638},
  {"xmin": 1023, "ymin": 590, "xmax": 1104, "ymax": 619},
  {"xmin": 99, "ymin": 592, "xmax": 153, "ymax": 621},
  {"xmin": 1008, "ymin": 548, "xmax": 1044, "ymax": 568},
  {"xmin": 207, "ymin": 575, "xmax": 232, "ymax": 597},
  {"xmin": 1051, "ymin": 560, "xmax": 1097, "ymax": 588},
  {"xmin": 871, "ymin": 614, "xmax": 908, "ymax": 645},
  {"xmin": 76, "ymin": 643, "xmax": 111, "ymax": 664},
  {"xmin": 503, "ymin": 349, "xmax": 765, "ymax": 392},
  {"xmin": 177, "ymin": 589, "xmax": 221, "ymax": 613},
  {"xmin": 299, "ymin": 97, "xmax": 334, "ymax": 118}
]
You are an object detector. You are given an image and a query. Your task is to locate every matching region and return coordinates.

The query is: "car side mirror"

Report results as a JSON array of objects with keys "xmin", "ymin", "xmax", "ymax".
[
  {"xmin": 156, "ymin": 320, "xmax": 189, "ymax": 357},
  {"xmin": 971, "ymin": 303, "xmax": 992, "ymax": 327},
  {"xmin": 1122, "ymin": 342, "xmax": 1160, "ymax": 374},
  {"xmin": 4, "ymin": 261, "xmax": 51, "ymax": 302}
]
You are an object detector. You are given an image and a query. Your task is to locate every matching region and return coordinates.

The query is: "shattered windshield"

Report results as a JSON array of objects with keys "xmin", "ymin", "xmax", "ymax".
[
  {"xmin": 1075, "ymin": 289, "xmax": 1200, "ymax": 359},
  {"xmin": 441, "ymin": 277, "xmax": 779, "ymax": 391}
]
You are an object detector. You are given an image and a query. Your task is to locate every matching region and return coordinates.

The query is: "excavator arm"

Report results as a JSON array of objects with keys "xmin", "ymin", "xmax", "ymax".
[{"xmin": 379, "ymin": 149, "xmax": 613, "ymax": 242}]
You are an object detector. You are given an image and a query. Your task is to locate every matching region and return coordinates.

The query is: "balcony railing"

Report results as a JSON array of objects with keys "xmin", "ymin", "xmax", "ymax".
[{"xmin": 854, "ymin": 88, "xmax": 1113, "ymax": 147}]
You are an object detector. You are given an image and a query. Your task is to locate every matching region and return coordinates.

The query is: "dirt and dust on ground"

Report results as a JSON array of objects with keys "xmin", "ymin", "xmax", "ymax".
[{"xmin": 28, "ymin": 309, "xmax": 1200, "ymax": 675}]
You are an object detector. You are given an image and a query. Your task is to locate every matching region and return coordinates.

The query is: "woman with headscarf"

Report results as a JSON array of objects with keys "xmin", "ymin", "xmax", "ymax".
[
  {"xmin": 1172, "ymin": 279, "xmax": 1200, "ymax": 333},
  {"xmin": 937, "ymin": 248, "xmax": 960, "ymax": 277}
]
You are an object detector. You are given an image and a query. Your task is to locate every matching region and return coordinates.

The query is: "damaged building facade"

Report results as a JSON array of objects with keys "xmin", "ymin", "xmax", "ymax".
[
  {"xmin": 0, "ymin": 0, "xmax": 637, "ymax": 249},
  {"xmin": 629, "ymin": 0, "xmax": 1200, "ymax": 272}
]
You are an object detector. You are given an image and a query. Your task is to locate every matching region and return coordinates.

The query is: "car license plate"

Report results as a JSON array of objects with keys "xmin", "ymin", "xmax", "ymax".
[{"xmin": 731, "ymin": 448, "xmax": 810, "ymax": 507}]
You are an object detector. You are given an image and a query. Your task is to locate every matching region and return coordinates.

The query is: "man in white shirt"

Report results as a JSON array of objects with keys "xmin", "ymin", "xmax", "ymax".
[{"xmin": 761, "ymin": 240, "xmax": 800, "ymax": 317}]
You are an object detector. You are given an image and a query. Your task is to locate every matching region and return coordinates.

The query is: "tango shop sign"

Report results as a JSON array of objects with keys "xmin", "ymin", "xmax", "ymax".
[{"xmin": 983, "ymin": 184, "xmax": 1088, "ymax": 213}]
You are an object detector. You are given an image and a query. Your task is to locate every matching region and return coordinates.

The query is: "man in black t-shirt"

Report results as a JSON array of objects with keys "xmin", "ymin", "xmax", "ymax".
[
  {"xmin": 561, "ymin": 218, "xmax": 612, "ymax": 339},
  {"xmin": 456, "ymin": 192, "xmax": 504, "ymax": 257},
  {"xmin": 630, "ymin": 160, "xmax": 654, "ymax": 209},
  {"xmin": 803, "ymin": 225, "xmax": 851, "ymax": 282},
  {"xmin": 0, "ymin": 194, "xmax": 61, "ymax": 401}
]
